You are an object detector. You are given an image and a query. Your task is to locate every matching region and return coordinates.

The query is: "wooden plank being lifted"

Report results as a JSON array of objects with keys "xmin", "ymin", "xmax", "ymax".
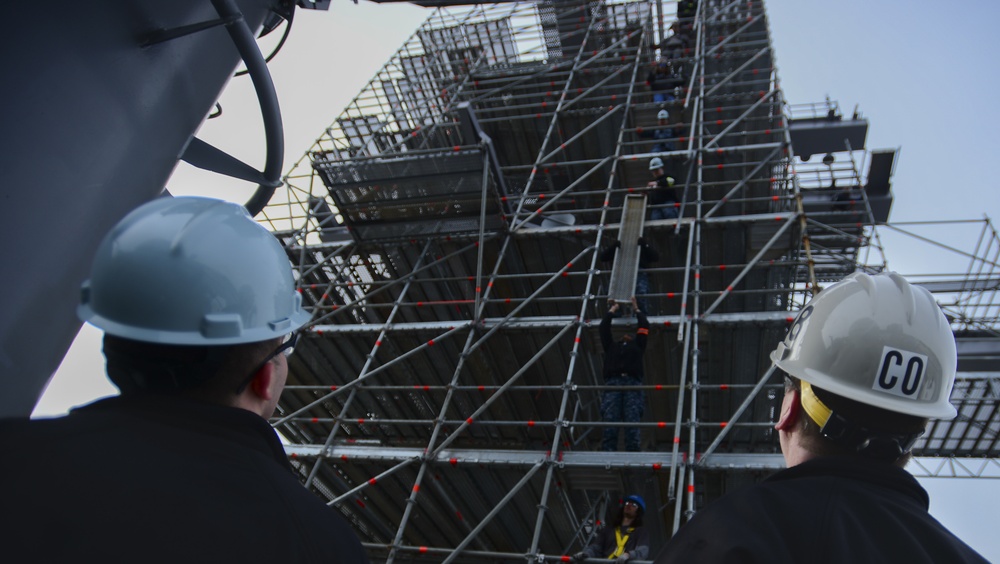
[{"xmin": 608, "ymin": 194, "xmax": 647, "ymax": 303}]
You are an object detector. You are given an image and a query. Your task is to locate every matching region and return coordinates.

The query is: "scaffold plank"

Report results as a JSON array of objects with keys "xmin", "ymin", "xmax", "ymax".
[{"xmin": 608, "ymin": 194, "xmax": 647, "ymax": 303}]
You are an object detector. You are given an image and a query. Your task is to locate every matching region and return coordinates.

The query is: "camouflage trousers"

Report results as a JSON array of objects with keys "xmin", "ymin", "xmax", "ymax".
[
  {"xmin": 600, "ymin": 376, "xmax": 645, "ymax": 451},
  {"xmin": 634, "ymin": 271, "xmax": 651, "ymax": 314}
]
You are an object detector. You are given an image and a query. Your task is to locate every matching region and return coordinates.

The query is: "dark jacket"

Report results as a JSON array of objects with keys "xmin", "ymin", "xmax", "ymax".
[
  {"xmin": 646, "ymin": 66, "xmax": 684, "ymax": 94},
  {"xmin": 657, "ymin": 32, "xmax": 690, "ymax": 59},
  {"xmin": 650, "ymin": 173, "xmax": 679, "ymax": 206},
  {"xmin": 639, "ymin": 122, "xmax": 680, "ymax": 152},
  {"xmin": 0, "ymin": 395, "xmax": 369, "ymax": 563},
  {"xmin": 583, "ymin": 522, "xmax": 650, "ymax": 560},
  {"xmin": 654, "ymin": 457, "xmax": 988, "ymax": 564},
  {"xmin": 601, "ymin": 309, "xmax": 649, "ymax": 380}
]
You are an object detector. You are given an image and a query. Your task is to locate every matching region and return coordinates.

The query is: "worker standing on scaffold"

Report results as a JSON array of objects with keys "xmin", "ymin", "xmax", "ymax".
[
  {"xmin": 600, "ymin": 297, "xmax": 649, "ymax": 452},
  {"xmin": 646, "ymin": 156, "xmax": 679, "ymax": 221}
]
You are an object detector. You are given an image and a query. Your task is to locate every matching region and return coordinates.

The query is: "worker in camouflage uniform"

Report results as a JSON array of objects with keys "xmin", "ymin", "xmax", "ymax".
[{"xmin": 600, "ymin": 297, "xmax": 649, "ymax": 451}]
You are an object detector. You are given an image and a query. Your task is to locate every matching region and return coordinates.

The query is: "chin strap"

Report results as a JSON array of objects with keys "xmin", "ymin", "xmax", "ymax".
[
  {"xmin": 798, "ymin": 380, "xmax": 833, "ymax": 427},
  {"xmin": 799, "ymin": 381, "xmax": 923, "ymax": 461}
]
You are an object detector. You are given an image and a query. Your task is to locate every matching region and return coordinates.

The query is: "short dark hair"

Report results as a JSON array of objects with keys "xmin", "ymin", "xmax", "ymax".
[
  {"xmin": 783, "ymin": 375, "xmax": 928, "ymax": 467},
  {"xmin": 103, "ymin": 334, "xmax": 279, "ymax": 405}
]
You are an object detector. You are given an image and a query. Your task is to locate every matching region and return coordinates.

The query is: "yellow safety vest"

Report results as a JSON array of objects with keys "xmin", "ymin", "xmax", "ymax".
[{"xmin": 609, "ymin": 527, "xmax": 634, "ymax": 559}]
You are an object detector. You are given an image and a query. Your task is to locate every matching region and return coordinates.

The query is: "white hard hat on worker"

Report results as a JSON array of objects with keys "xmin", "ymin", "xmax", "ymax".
[{"xmin": 771, "ymin": 271, "xmax": 957, "ymax": 420}]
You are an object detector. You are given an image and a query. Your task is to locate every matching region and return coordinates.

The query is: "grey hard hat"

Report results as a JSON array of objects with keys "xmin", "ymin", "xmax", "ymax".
[
  {"xmin": 79, "ymin": 196, "xmax": 312, "ymax": 346},
  {"xmin": 649, "ymin": 157, "xmax": 664, "ymax": 170}
]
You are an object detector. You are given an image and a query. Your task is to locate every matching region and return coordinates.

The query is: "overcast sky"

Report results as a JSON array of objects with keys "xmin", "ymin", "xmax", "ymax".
[{"xmin": 34, "ymin": 0, "xmax": 999, "ymax": 560}]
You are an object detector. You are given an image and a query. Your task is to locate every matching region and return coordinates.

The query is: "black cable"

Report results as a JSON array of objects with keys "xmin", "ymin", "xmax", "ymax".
[{"xmin": 234, "ymin": 16, "xmax": 293, "ymax": 77}]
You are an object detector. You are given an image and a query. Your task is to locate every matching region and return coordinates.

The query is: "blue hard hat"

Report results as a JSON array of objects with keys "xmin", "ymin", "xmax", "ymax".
[{"xmin": 624, "ymin": 495, "xmax": 646, "ymax": 512}]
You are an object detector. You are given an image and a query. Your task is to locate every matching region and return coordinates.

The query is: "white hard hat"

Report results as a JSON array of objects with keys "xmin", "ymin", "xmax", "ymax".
[
  {"xmin": 79, "ymin": 196, "xmax": 312, "ymax": 346},
  {"xmin": 771, "ymin": 272, "xmax": 957, "ymax": 419},
  {"xmin": 648, "ymin": 157, "xmax": 664, "ymax": 170},
  {"xmin": 657, "ymin": 109, "xmax": 669, "ymax": 120}
]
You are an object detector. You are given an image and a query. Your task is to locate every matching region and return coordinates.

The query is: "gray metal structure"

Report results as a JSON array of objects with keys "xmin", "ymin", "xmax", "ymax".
[
  {"xmin": 257, "ymin": 1, "xmax": 1000, "ymax": 561},
  {"xmin": 1, "ymin": 0, "xmax": 324, "ymax": 418}
]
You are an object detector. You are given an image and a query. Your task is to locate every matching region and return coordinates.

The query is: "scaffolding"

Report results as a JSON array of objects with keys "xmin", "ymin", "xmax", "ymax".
[{"xmin": 257, "ymin": 1, "xmax": 1000, "ymax": 561}]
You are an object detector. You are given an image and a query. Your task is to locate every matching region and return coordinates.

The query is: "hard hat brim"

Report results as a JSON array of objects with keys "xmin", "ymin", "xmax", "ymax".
[{"xmin": 79, "ymin": 303, "xmax": 313, "ymax": 346}]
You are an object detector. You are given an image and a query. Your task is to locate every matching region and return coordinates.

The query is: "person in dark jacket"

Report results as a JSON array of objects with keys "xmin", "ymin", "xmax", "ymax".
[
  {"xmin": 639, "ymin": 109, "xmax": 677, "ymax": 153},
  {"xmin": 600, "ymin": 297, "xmax": 649, "ymax": 452},
  {"xmin": 572, "ymin": 494, "xmax": 651, "ymax": 562},
  {"xmin": 646, "ymin": 156, "xmax": 679, "ymax": 221},
  {"xmin": 0, "ymin": 197, "xmax": 369, "ymax": 563},
  {"xmin": 645, "ymin": 62, "xmax": 684, "ymax": 104},
  {"xmin": 657, "ymin": 20, "xmax": 690, "ymax": 61},
  {"xmin": 655, "ymin": 272, "xmax": 987, "ymax": 563}
]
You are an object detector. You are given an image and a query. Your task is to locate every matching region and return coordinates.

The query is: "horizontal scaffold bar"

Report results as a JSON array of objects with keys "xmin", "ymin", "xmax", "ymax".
[
  {"xmin": 625, "ymin": 141, "xmax": 784, "ymax": 161},
  {"xmin": 283, "ymin": 444, "xmax": 788, "ymax": 470},
  {"xmin": 282, "ymin": 208, "xmax": 795, "ymax": 248},
  {"xmin": 308, "ymin": 311, "xmax": 795, "ymax": 334},
  {"xmin": 512, "ymin": 211, "xmax": 796, "ymax": 236},
  {"xmin": 285, "ymin": 445, "xmax": 1000, "ymax": 476}
]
